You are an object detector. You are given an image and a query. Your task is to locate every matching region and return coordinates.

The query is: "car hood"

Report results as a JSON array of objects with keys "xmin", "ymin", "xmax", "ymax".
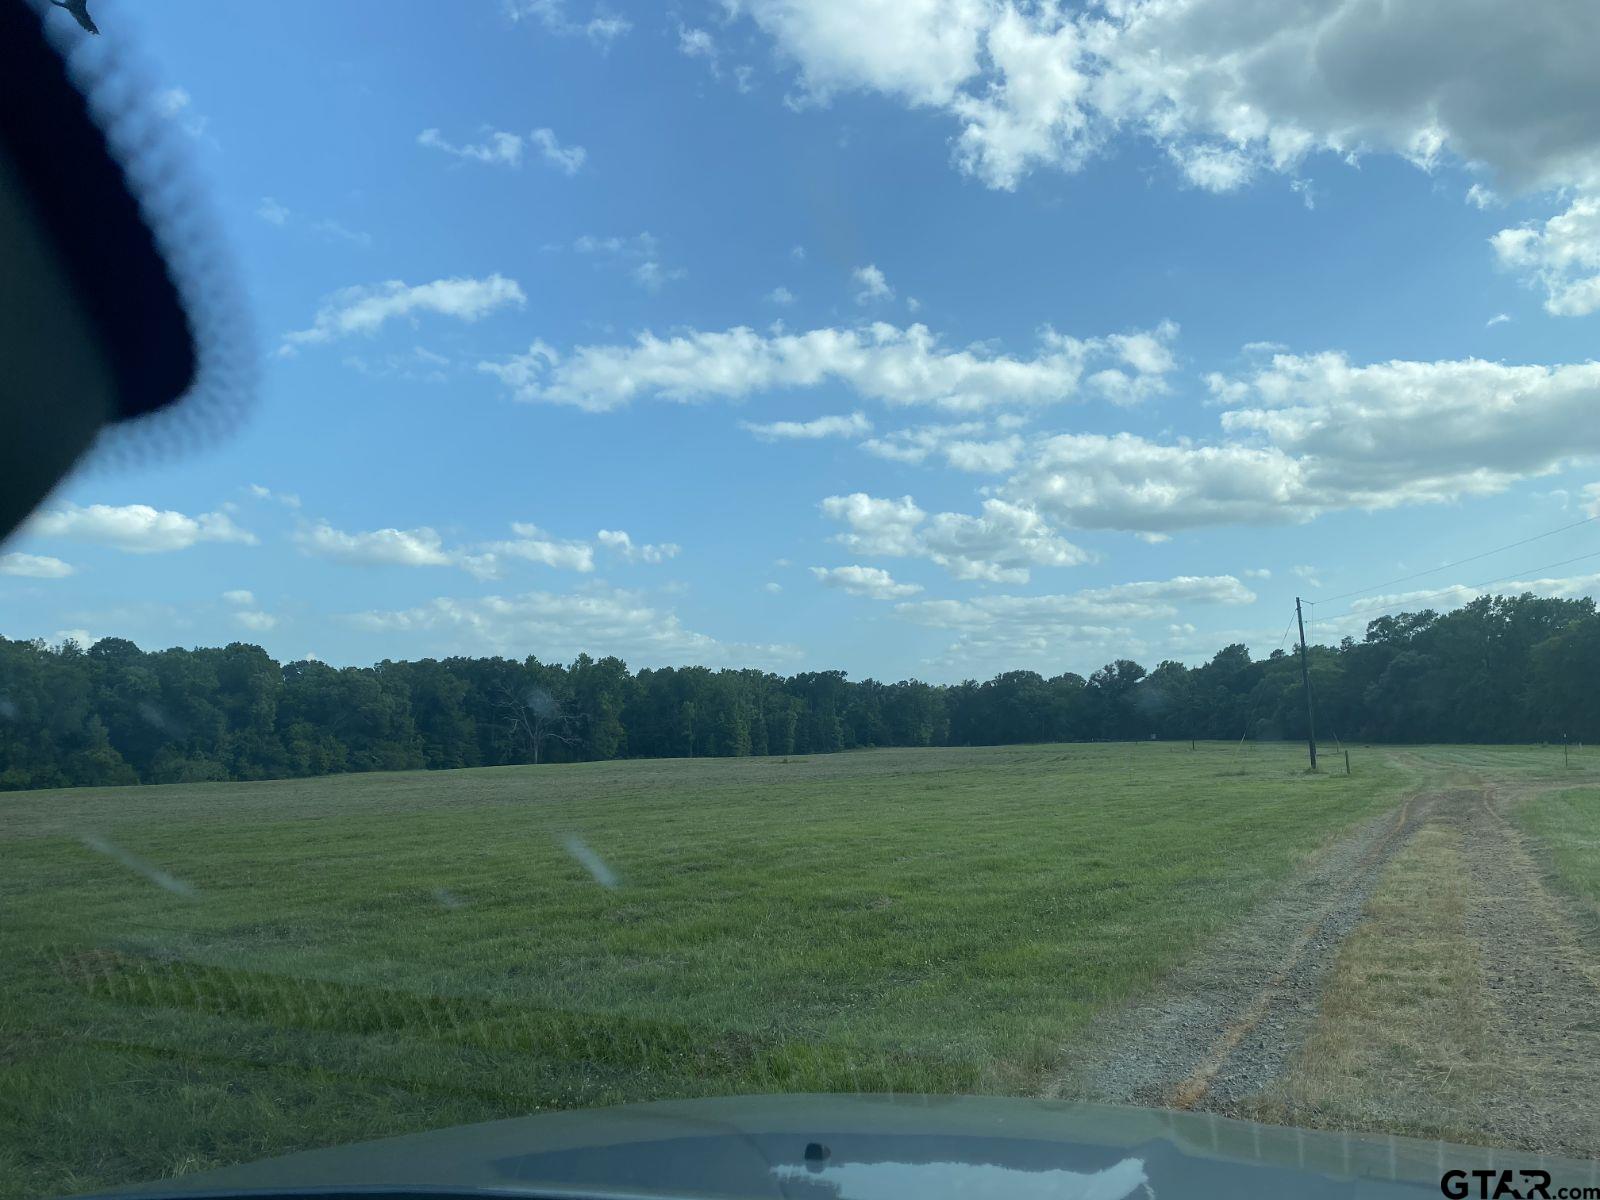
[{"xmin": 102, "ymin": 1093, "xmax": 1594, "ymax": 1199}]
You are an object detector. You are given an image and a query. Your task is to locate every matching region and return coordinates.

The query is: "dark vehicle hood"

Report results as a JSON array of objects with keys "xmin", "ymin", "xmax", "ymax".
[{"xmin": 102, "ymin": 1093, "xmax": 1594, "ymax": 1199}]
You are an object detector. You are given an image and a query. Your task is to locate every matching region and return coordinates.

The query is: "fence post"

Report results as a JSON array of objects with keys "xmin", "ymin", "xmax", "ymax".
[{"xmin": 1345, "ymin": 749, "xmax": 1351, "ymax": 776}]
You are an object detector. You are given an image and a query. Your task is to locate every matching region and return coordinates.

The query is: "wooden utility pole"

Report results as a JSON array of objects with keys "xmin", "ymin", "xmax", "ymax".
[{"xmin": 1295, "ymin": 597, "xmax": 1318, "ymax": 771}]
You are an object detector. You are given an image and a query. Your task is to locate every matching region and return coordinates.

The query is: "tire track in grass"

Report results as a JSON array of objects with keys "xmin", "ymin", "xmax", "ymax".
[{"xmin": 1052, "ymin": 789, "xmax": 1438, "ymax": 1110}]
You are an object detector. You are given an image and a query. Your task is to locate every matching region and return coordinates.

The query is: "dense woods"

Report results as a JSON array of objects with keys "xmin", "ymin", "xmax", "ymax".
[{"xmin": 3, "ymin": 592, "xmax": 1598, "ymax": 790}]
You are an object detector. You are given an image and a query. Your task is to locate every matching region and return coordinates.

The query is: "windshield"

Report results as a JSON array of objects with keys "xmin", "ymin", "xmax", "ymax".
[{"xmin": 5, "ymin": 1, "xmax": 1600, "ymax": 1197}]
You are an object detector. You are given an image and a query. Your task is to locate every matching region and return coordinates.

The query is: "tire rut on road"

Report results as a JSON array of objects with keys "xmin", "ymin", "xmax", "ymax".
[{"xmin": 1048, "ymin": 790, "xmax": 1441, "ymax": 1113}]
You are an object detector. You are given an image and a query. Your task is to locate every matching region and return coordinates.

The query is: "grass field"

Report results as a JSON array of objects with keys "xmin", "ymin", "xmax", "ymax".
[{"xmin": 1, "ymin": 742, "xmax": 1421, "ymax": 1196}]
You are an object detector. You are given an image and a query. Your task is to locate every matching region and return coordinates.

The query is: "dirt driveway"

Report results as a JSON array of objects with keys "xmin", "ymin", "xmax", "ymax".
[{"xmin": 1049, "ymin": 762, "xmax": 1600, "ymax": 1158}]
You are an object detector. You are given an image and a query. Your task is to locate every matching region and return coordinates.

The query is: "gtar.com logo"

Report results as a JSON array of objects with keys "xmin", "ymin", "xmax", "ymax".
[{"xmin": 1441, "ymin": 1167, "xmax": 1600, "ymax": 1199}]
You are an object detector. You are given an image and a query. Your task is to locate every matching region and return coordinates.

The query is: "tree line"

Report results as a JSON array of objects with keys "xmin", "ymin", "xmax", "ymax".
[{"xmin": 2, "ymin": 591, "xmax": 1597, "ymax": 791}]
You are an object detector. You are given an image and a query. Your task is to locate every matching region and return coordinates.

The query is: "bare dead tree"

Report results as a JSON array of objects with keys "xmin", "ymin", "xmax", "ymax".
[{"xmin": 493, "ymin": 683, "xmax": 583, "ymax": 765}]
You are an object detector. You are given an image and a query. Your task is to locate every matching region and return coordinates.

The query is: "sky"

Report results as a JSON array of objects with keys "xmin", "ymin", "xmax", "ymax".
[{"xmin": 5, "ymin": 0, "xmax": 1600, "ymax": 683}]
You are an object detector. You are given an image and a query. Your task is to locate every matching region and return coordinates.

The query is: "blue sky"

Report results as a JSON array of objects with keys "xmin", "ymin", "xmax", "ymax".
[{"xmin": 6, "ymin": 0, "xmax": 1600, "ymax": 682}]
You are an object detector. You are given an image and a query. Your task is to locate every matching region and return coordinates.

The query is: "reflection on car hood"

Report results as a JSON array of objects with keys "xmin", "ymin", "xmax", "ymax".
[{"xmin": 103, "ymin": 1092, "xmax": 1598, "ymax": 1199}]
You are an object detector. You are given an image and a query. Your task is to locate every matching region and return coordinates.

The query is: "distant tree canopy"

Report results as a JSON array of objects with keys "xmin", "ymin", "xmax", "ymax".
[{"xmin": 3, "ymin": 592, "xmax": 1598, "ymax": 791}]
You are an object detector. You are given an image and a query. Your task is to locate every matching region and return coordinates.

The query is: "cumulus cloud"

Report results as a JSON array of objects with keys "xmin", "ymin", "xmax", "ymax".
[
  {"xmin": 345, "ymin": 584, "xmax": 798, "ymax": 667},
  {"xmin": 417, "ymin": 122, "xmax": 585, "ymax": 173},
  {"xmin": 282, "ymin": 275, "xmax": 525, "ymax": 350},
  {"xmin": 295, "ymin": 522, "xmax": 454, "ymax": 568},
  {"xmin": 852, "ymin": 264, "xmax": 893, "ymax": 304},
  {"xmin": 679, "ymin": 25, "xmax": 717, "ymax": 60},
  {"xmin": 295, "ymin": 519, "xmax": 603, "ymax": 579},
  {"xmin": 811, "ymin": 564, "xmax": 922, "ymax": 599},
  {"xmin": 27, "ymin": 504, "xmax": 256, "ymax": 553},
  {"xmin": 418, "ymin": 127, "xmax": 526, "ymax": 167},
  {"xmin": 900, "ymin": 574, "xmax": 1255, "ymax": 627},
  {"xmin": 734, "ymin": 0, "xmax": 1600, "ymax": 197},
  {"xmin": 742, "ymin": 411, "xmax": 872, "ymax": 441},
  {"xmin": 245, "ymin": 484, "xmax": 302, "ymax": 509},
  {"xmin": 1004, "ymin": 351, "xmax": 1600, "ymax": 533},
  {"xmin": 571, "ymin": 233, "xmax": 685, "ymax": 292},
  {"xmin": 597, "ymin": 529, "xmax": 681, "ymax": 563},
  {"xmin": 235, "ymin": 611, "xmax": 278, "ymax": 632},
  {"xmin": 530, "ymin": 127, "xmax": 587, "ymax": 174},
  {"xmin": 821, "ymin": 492, "xmax": 1089, "ymax": 583},
  {"xmin": 0, "ymin": 552, "xmax": 75, "ymax": 578},
  {"xmin": 767, "ymin": 286, "xmax": 797, "ymax": 305},
  {"xmin": 154, "ymin": 86, "xmax": 210, "ymax": 142},
  {"xmin": 1492, "ymin": 196, "xmax": 1600, "ymax": 316},
  {"xmin": 504, "ymin": 0, "xmax": 632, "ymax": 45},
  {"xmin": 473, "ymin": 524, "xmax": 596, "ymax": 577},
  {"xmin": 221, "ymin": 589, "xmax": 256, "ymax": 606},
  {"xmin": 897, "ymin": 573, "xmax": 1255, "ymax": 666},
  {"xmin": 256, "ymin": 197, "xmax": 290, "ymax": 226},
  {"xmin": 479, "ymin": 319, "xmax": 1175, "ymax": 413},
  {"xmin": 861, "ymin": 420, "xmax": 1023, "ymax": 472}
]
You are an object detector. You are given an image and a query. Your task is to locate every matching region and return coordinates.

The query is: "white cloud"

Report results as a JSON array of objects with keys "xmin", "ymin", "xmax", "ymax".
[
  {"xmin": 235, "ymin": 611, "xmax": 278, "ymax": 632},
  {"xmin": 896, "ymin": 574, "xmax": 1255, "ymax": 666},
  {"xmin": 820, "ymin": 492, "xmax": 926, "ymax": 556},
  {"xmin": 742, "ymin": 411, "xmax": 872, "ymax": 441},
  {"xmin": 597, "ymin": 529, "xmax": 680, "ymax": 564},
  {"xmin": 679, "ymin": 26, "xmax": 717, "ymax": 60},
  {"xmin": 531, "ymin": 127, "xmax": 587, "ymax": 174},
  {"xmin": 1243, "ymin": 568, "xmax": 1272, "ymax": 580},
  {"xmin": 296, "ymin": 519, "xmax": 597, "ymax": 580},
  {"xmin": 1005, "ymin": 351, "xmax": 1600, "ymax": 533},
  {"xmin": 313, "ymin": 219, "xmax": 373, "ymax": 249},
  {"xmin": 811, "ymin": 564, "xmax": 922, "ymax": 599},
  {"xmin": 1492, "ymin": 196, "xmax": 1600, "ymax": 316},
  {"xmin": 735, "ymin": 0, "xmax": 1600, "ymax": 200},
  {"xmin": 764, "ymin": 581, "xmax": 783, "ymax": 593},
  {"xmin": 418, "ymin": 127, "xmax": 526, "ymax": 167},
  {"xmin": 767, "ymin": 286, "xmax": 797, "ymax": 305},
  {"xmin": 571, "ymin": 233, "xmax": 684, "ymax": 292},
  {"xmin": 0, "ymin": 552, "xmax": 75, "ymax": 578},
  {"xmin": 852, "ymin": 264, "xmax": 893, "ymax": 304},
  {"xmin": 245, "ymin": 484, "xmax": 302, "ymax": 509},
  {"xmin": 1486, "ymin": 313, "xmax": 1511, "ymax": 328},
  {"xmin": 54, "ymin": 629, "xmax": 99, "ymax": 649},
  {"xmin": 477, "ymin": 524, "xmax": 596, "ymax": 575},
  {"xmin": 221, "ymin": 589, "xmax": 256, "ymax": 606},
  {"xmin": 27, "ymin": 504, "xmax": 256, "ymax": 553},
  {"xmin": 480, "ymin": 320, "xmax": 1173, "ymax": 413},
  {"xmin": 860, "ymin": 420, "xmax": 1021, "ymax": 472},
  {"xmin": 900, "ymin": 574, "xmax": 1255, "ymax": 626},
  {"xmin": 154, "ymin": 87, "xmax": 210, "ymax": 142},
  {"xmin": 791, "ymin": 244, "xmax": 807, "ymax": 261},
  {"xmin": 1467, "ymin": 183, "xmax": 1500, "ymax": 209},
  {"xmin": 282, "ymin": 275, "xmax": 525, "ymax": 350},
  {"xmin": 1169, "ymin": 144, "xmax": 1254, "ymax": 193},
  {"xmin": 632, "ymin": 260, "xmax": 687, "ymax": 291},
  {"xmin": 344, "ymin": 345, "xmax": 452, "ymax": 383},
  {"xmin": 1291, "ymin": 564, "xmax": 1324, "ymax": 589},
  {"xmin": 821, "ymin": 492, "xmax": 1089, "ymax": 583},
  {"xmin": 505, "ymin": 0, "xmax": 632, "ymax": 45},
  {"xmin": 256, "ymin": 197, "xmax": 290, "ymax": 226},
  {"xmin": 346, "ymin": 584, "xmax": 798, "ymax": 667},
  {"xmin": 295, "ymin": 522, "xmax": 454, "ymax": 568}
]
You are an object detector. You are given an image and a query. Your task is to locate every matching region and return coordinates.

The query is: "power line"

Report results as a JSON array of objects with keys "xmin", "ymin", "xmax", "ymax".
[
  {"xmin": 1305, "ymin": 550, "xmax": 1600, "ymax": 633},
  {"xmin": 1304, "ymin": 513, "xmax": 1600, "ymax": 607},
  {"xmin": 1273, "ymin": 610, "xmax": 1297, "ymax": 652}
]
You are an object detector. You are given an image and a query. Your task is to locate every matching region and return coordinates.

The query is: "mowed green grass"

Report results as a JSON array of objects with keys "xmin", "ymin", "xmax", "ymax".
[{"xmin": 1, "ymin": 742, "xmax": 1412, "ymax": 1197}]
